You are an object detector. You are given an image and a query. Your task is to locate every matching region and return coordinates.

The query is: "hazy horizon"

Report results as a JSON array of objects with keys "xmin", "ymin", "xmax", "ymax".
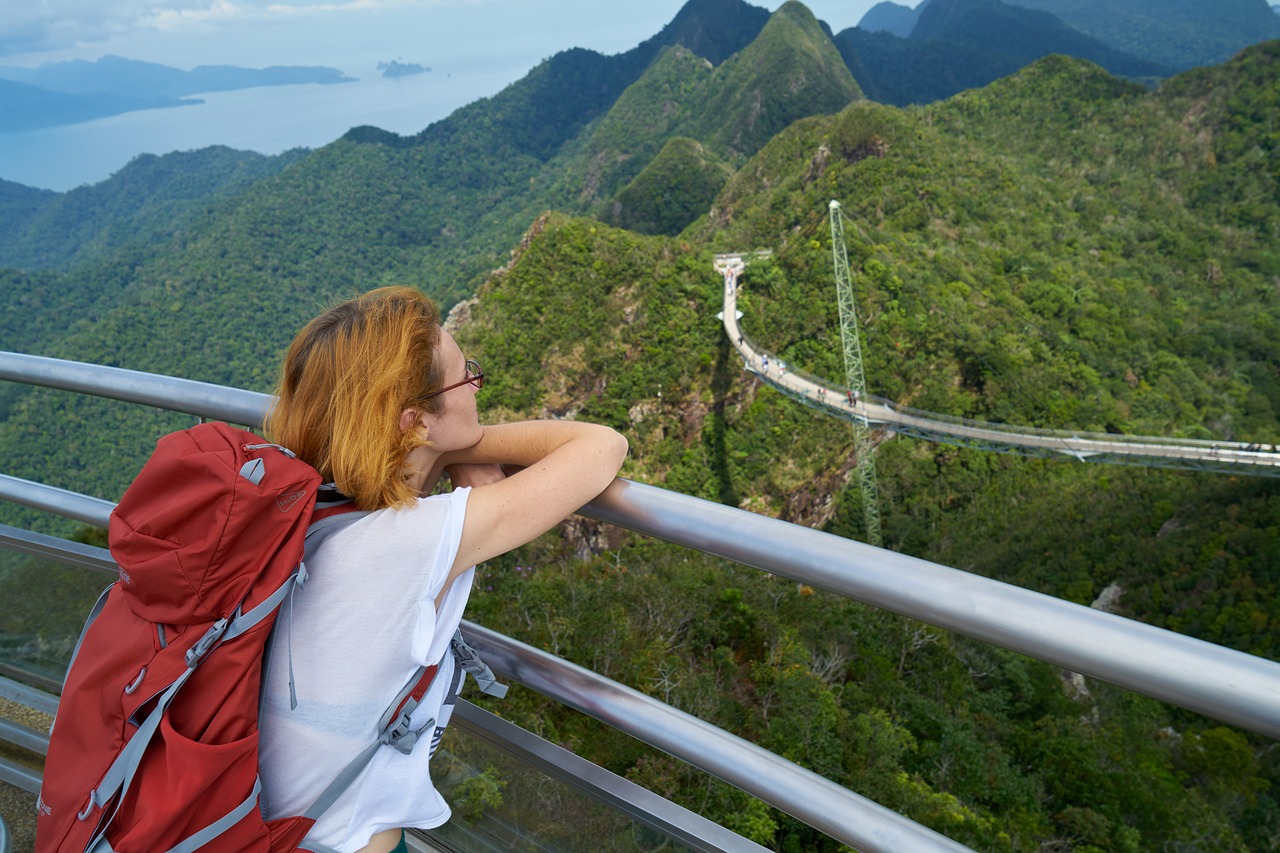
[
  {"xmin": 0, "ymin": 0, "xmax": 894, "ymax": 192},
  {"xmin": 0, "ymin": 1, "xmax": 888, "ymax": 72}
]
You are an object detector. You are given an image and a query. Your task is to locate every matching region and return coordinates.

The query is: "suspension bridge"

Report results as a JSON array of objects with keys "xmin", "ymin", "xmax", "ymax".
[{"xmin": 715, "ymin": 254, "xmax": 1280, "ymax": 480}]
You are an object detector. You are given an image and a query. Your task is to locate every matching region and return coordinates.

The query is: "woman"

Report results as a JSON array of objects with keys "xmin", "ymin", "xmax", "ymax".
[{"xmin": 257, "ymin": 286, "xmax": 628, "ymax": 853}]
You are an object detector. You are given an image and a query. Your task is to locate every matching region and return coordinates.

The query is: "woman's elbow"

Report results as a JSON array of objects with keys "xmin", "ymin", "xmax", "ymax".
[
  {"xmin": 589, "ymin": 425, "xmax": 628, "ymax": 478},
  {"xmin": 609, "ymin": 429, "xmax": 630, "ymax": 471}
]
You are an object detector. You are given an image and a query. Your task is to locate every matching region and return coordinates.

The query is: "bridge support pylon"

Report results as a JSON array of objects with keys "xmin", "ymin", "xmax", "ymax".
[{"xmin": 830, "ymin": 200, "xmax": 882, "ymax": 548}]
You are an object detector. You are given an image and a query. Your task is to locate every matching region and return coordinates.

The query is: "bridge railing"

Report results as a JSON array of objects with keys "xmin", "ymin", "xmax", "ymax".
[
  {"xmin": 3, "ymin": 352, "xmax": 1280, "ymax": 852},
  {"xmin": 723, "ymin": 271, "xmax": 1280, "ymax": 472},
  {"xmin": 733, "ymin": 321, "xmax": 1276, "ymax": 453}
]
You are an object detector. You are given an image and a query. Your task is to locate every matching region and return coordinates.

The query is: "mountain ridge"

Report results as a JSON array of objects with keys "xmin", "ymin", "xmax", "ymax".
[
  {"xmin": 1000, "ymin": 0, "xmax": 1280, "ymax": 69},
  {"xmin": 565, "ymin": 1, "xmax": 859, "ymax": 220},
  {"xmin": 835, "ymin": 0, "xmax": 1168, "ymax": 106},
  {"xmin": 911, "ymin": 0, "xmax": 1171, "ymax": 77}
]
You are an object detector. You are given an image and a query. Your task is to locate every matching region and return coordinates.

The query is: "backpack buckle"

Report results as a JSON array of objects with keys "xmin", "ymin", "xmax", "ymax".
[
  {"xmin": 184, "ymin": 618, "xmax": 229, "ymax": 668},
  {"xmin": 381, "ymin": 712, "xmax": 435, "ymax": 756},
  {"xmin": 451, "ymin": 631, "xmax": 509, "ymax": 698}
]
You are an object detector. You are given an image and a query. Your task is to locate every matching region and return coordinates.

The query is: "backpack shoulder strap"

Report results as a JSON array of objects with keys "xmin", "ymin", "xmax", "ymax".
[
  {"xmin": 296, "ymin": 663, "xmax": 439, "ymax": 825},
  {"xmin": 306, "ymin": 485, "xmax": 366, "ymax": 546}
]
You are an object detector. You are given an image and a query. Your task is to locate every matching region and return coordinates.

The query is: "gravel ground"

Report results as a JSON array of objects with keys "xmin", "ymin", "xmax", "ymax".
[
  {"xmin": 1, "ymin": 696, "xmax": 48, "ymax": 853},
  {"xmin": 1, "ymin": 783, "xmax": 37, "ymax": 852}
]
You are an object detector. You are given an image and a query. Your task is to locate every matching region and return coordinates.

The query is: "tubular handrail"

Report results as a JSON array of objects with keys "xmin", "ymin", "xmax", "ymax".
[
  {"xmin": 461, "ymin": 623, "xmax": 972, "ymax": 851},
  {"xmin": 5, "ymin": 351, "xmax": 1280, "ymax": 849},
  {"xmin": 0, "ymin": 489, "xmax": 969, "ymax": 853},
  {"xmin": 0, "ymin": 351, "xmax": 268, "ymax": 427},
  {"xmin": 3, "ymin": 351, "xmax": 1280, "ymax": 738},
  {"xmin": 586, "ymin": 479, "xmax": 1280, "ymax": 737},
  {"xmin": 0, "ymin": 666, "xmax": 772, "ymax": 853}
]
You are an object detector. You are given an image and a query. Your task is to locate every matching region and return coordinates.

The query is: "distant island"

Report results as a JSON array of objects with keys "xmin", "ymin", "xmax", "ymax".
[
  {"xmin": 0, "ymin": 55, "xmax": 354, "ymax": 133},
  {"xmin": 377, "ymin": 60, "xmax": 430, "ymax": 78}
]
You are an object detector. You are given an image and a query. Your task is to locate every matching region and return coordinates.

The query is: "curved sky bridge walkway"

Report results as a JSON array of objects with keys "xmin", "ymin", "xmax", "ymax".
[{"xmin": 714, "ymin": 254, "xmax": 1280, "ymax": 478}]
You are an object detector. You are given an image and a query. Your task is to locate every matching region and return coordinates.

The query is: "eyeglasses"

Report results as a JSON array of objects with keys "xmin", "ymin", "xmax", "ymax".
[{"xmin": 423, "ymin": 359, "xmax": 485, "ymax": 399}]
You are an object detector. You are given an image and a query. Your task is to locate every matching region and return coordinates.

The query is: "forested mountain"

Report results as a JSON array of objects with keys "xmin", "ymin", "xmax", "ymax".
[
  {"xmin": 910, "ymin": 0, "xmax": 1169, "ymax": 77},
  {"xmin": 1002, "ymin": 0, "xmax": 1280, "ymax": 70},
  {"xmin": 0, "ymin": 0, "xmax": 856, "ymax": 517},
  {"xmin": 2, "ymin": 1, "xmax": 1280, "ymax": 848},
  {"xmin": 858, "ymin": 0, "xmax": 922, "ymax": 36},
  {"xmin": 564, "ymin": 3, "xmax": 860, "ymax": 218},
  {"xmin": 599, "ymin": 136, "xmax": 735, "ymax": 235},
  {"xmin": 845, "ymin": 0, "xmax": 1277, "ymax": 105},
  {"xmin": 629, "ymin": 0, "xmax": 773, "ymax": 66},
  {"xmin": 835, "ymin": 0, "xmax": 1167, "ymax": 106},
  {"xmin": 856, "ymin": 0, "xmax": 1280, "ymax": 72},
  {"xmin": 447, "ymin": 44, "xmax": 1280, "ymax": 851},
  {"xmin": 0, "ymin": 146, "xmax": 306, "ymax": 271}
]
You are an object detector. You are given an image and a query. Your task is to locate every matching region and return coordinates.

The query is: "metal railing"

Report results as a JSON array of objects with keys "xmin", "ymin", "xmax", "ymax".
[{"xmin": 4, "ymin": 352, "xmax": 1280, "ymax": 851}]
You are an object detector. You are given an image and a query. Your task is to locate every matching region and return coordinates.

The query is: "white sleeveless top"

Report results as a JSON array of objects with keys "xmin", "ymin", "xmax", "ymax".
[{"xmin": 259, "ymin": 487, "xmax": 472, "ymax": 852}]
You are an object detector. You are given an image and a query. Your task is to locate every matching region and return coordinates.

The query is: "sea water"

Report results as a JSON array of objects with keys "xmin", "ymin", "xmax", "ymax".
[{"xmin": 0, "ymin": 63, "xmax": 527, "ymax": 192}]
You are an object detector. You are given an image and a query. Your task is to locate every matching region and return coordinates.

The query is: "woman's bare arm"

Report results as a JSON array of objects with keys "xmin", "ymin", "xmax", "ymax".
[{"xmin": 443, "ymin": 421, "xmax": 627, "ymax": 579}]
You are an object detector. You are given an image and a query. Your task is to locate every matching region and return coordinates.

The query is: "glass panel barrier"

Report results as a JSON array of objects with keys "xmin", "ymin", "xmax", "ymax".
[
  {"xmin": 0, "ymin": 531, "xmax": 776, "ymax": 853},
  {"xmin": 424, "ymin": 726, "xmax": 702, "ymax": 853},
  {"xmin": 0, "ymin": 549, "xmax": 107, "ymax": 692}
]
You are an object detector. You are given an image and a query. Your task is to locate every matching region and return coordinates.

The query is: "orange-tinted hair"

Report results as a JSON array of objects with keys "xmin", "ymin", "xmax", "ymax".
[{"xmin": 266, "ymin": 286, "xmax": 445, "ymax": 510}]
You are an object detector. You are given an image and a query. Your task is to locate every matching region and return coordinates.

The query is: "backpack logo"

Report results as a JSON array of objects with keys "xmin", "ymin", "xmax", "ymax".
[
  {"xmin": 37, "ymin": 794, "xmax": 52, "ymax": 817},
  {"xmin": 276, "ymin": 491, "xmax": 308, "ymax": 513},
  {"xmin": 119, "ymin": 567, "xmax": 133, "ymax": 585}
]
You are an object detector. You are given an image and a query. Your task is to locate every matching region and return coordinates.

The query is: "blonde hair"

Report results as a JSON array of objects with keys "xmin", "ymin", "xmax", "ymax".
[{"xmin": 266, "ymin": 286, "xmax": 444, "ymax": 510}]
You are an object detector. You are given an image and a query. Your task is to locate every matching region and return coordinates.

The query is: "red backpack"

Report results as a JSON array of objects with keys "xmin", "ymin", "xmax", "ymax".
[{"xmin": 35, "ymin": 422, "xmax": 455, "ymax": 853}]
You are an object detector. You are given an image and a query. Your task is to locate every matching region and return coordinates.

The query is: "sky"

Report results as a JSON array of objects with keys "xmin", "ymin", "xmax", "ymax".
[{"xmin": 0, "ymin": 0, "xmax": 897, "ymax": 73}]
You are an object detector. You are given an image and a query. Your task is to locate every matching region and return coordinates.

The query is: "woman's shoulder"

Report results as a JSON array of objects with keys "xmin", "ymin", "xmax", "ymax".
[{"xmin": 357, "ymin": 486, "xmax": 470, "ymax": 536}]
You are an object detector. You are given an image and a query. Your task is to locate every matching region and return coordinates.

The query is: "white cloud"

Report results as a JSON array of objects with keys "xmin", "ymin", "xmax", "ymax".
[
  {"xmin": 0, "ymin": 0, "xmax": 448, "ymax": 59},
  {"xmin": 265, "ymin": 0, "xmax": 411, "ymax": 12},
  {"xmin": 138, "ymin": 0, "xmax": 248, "ymax": 31}
]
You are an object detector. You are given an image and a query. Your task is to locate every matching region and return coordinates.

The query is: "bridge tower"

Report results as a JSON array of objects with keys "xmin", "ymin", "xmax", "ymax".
[{"xmin": 829, "ymin": 200, "xmax": 882, "ymax": 547}]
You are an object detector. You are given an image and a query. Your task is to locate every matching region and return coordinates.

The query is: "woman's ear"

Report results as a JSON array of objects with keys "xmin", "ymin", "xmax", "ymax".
[{"xmin": 400, "ymin": 407, "xmax": 426, "ymax": 434}]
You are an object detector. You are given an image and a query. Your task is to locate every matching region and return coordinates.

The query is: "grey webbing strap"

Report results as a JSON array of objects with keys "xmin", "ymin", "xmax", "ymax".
[
  {"xmin": 300, "ymin": 664, "xmax": 435, "ymax": 823},
  {"xmin": 81, "ymin": 569, "xmax": 287, "ymax": 850},
  {"xmin": 223, "ymin": 573, "xmax": 301, "ymax": 644},
  {"xmin": 277, "ymin": 510, "xmax": 366, "ymax": 711},
  {"xmin": 374, "ymin": 665, "xmax": 430, "ymax": 734},
  {"xmin": 81, "ymin": 664, "xmax": 197, "ymax": 851},
  {"xmin": 452, "ymin": 630, "xmax": 509, "ymax": 698},
  {"xmin": 285, "ymin": 563, "xmax": 308, "ymax": 711},
  {"xmin": 297, "ymin": 840, "xmax": 346, "ymax": 853},
  {"xmin": 303, "ymin": 710, "xmax": 436, "ymax": 821},
  {"xmin": 304, "ymin": 509, "xmax": 368, "ymax": 546},
  {"xmin": 86, "ymin": 833, "xmax": 116, "ymax": 852},
  {"xmin": 301, "ymin": 739, "xmax": 383, "ymax": 822},
  {"xmin": 66, "ymin": 584, "xmax": 113, "ymax": 686},
  {"xmin": 163, "ymin": 777, "xmax": 262, "ymax": 853}
]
